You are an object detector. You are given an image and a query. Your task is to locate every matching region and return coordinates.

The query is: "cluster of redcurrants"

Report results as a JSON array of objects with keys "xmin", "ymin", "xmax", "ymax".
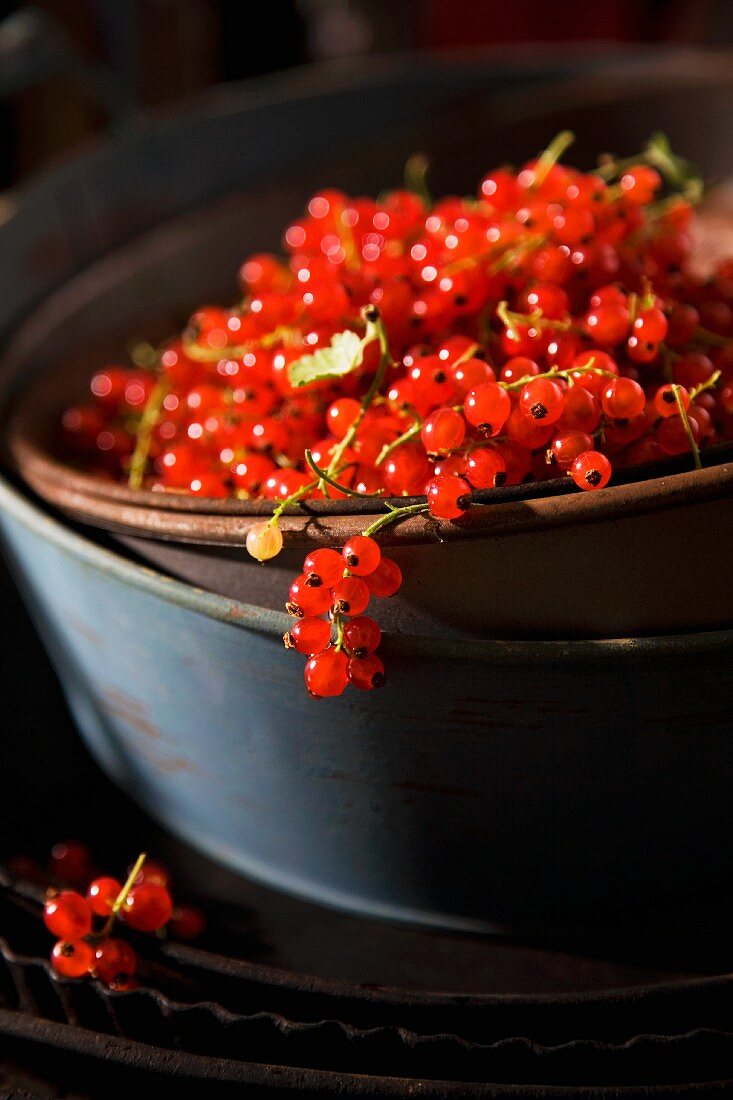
[
  {"xmin": 283, "ymin": 536, "xmax": 401, "ymax": 696},
  {"xmin": 34, "ymin": 842, "xmax": 204, "ymax": 988},
  {"xmin": 59, "ymin": 141, "xmax": 733, "ymax": 512}
]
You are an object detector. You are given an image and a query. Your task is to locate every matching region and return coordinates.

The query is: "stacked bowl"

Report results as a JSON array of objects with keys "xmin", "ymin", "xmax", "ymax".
[{"xmin": 1, "ymin": 50, "xmax": 732, "ymax": 942}]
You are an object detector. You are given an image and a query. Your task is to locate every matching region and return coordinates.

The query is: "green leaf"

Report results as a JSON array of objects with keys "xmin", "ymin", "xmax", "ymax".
[{"xmin": 287, "ymin": 329, "xmax": 366, "ymax": 388}]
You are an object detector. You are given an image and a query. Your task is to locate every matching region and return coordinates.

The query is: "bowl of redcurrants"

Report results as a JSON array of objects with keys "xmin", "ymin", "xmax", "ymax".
[{"xmin": 8, "ymin": 131, "xmax": 733, "ymax": 664}]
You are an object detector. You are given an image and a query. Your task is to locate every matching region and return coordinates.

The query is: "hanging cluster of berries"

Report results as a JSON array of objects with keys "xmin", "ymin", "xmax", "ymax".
[
  {"xmin": 58, "ymin": 133, "xmax": 733, "ymax": 695},
  {"xmin": 33, "ymin": 843, "xmax": 204, "ymax": 987},
  {"xmin": 281, "ymin": 537, "xmax": 402, "ymax": 696}
]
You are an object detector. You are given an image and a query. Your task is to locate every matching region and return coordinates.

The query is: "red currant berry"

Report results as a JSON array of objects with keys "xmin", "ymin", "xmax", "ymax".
[
  {"xmin": 465, "ymin": 448, "xmax": 507, "ymax": 488},
  {"xmin": 44, "ymin": 892, "xmax": 92, "ymax": 940},
  {"xmin": 93, "ymin": 938, "xmax": 138, "ymax": 985},
  {"xmin": 285, "ymin": 616, "xmax": 332, "ymax": 655},
  {"xmin": 326, "ymin": 398, "xmax": 361, "ymax": 439},
  {"xmin": 500, "ymin": 357, "xmax": 540, "ymax": 385},
  {"xmin": 364, "ymin": 558, "xmax": 402, "ymax": 597},
  {"xmin": 287, "ymin": 574, "xmax": 333, "ymax": 618},
  {"xmin": 420, "ymin": 407, "xmax": 466, "ymax": 456},
  {"xmin": 548, "ymin": 430, "xmax": 594, "ymax": 469},
  {"xmin": 331, "ymin": 576, "xmax": 370, "ymax": 616},
  {"xmin": 122, "ymin": 883, "xmax": 173, "ymax": 932},
  {"xmin": 601, "ymin": 377, "xmax": 646, "ymax": 420},
  {"xmin": 656, "ymin": 413, "xmax": 701, "ymax": 455},
  {"xmin": 619, "ymin": 165, "xmax": 661, "ymax": 204},
  {"xmin": 426, "ymin": 474, "xmax": 471, "ymax": 520},
  {"xmin": 342, "ymin": 535, "xmax": 381, "ymax": 576},
  {"xmin": 383, "ymin": 443, "xmax": 432, "ymax": 496},
  {"xmin": 86, "ymin": 878, "xmax": 122, "ymax": 918},
  {"xmin": 51, "ymin": 939, "xmax": 94, "ymax": 979},
  {"xmin": 634, "ymin": 306, "xmax": 668, "ymax": 342},
  {"xmin": 654, "ymin": 383, "xmax": 690, "ymax": 419},
  {"xmin": 304, "ymin": 648, "xmax": 349, "ymax": 698},
  {"xmin": 342, "ymin": 616, "xmax": 382, "ymax": 657},
  {"xmin": 169, "ymin": 905, "xmax": 207, "ymax": 941},
  {"xmin": 348, "ymin": 654, "xmax": 386, "ymax": 690},
  {"xmin": 584, "ymin": 302, "xmax": 629, "ymax": 345},
  {"xmin": 570, "ymin": 450, "xmax": 612, "ymax": 490},
  {"xmin": 518, "ymin": 378, "xmax": 565, "ymax": 423},
  {"xmin": 133, "ymin": 860, "xmax": 171, "ymax": 889},
  {"xmin": 463, "ymin": 382, "xmax": 511, "ymax": 436},
  {"xmin": 302, "ymin": 548, "xmax": 344, "ymax": 588}
]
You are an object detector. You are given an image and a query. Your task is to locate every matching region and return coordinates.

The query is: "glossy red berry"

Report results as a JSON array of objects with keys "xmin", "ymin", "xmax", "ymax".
[
  {"xmin": 51, "ymin": 939, "xmax": 94, "ymax": 979},
  {"xmin": 302, "ymin": 548, "xmax": 344, "ymax": 587},
  {"xmin": 342, "ymin": 616, "xmax": 382, "ymax": 657},
  {"xmin": 634, "ymin": 306, "xmax": 668, "ymax": 343},
  {"xmin": 364, "ymin": 557, "xmax": 402, "ymax": 597},
  {"xmin": 420, "ymin": 407, "xmax": 466, "ymax": 456},
  {"xmin": 326, "ymin": 398, "xmax": 361, "ymax": 439},
  {"xmin": 463, "ymin": 382, "xmax": 511, "ymax": 436},
  {"xmin": 285, "ymin": 616, "xmax": 332, "ymax": 655},
  {"xmin": 657, "ymin": 413, "xmax": 701, "ymax": 455},
  {"xmin": 426, "ymin": 474, "xmax": 471, "ymax": 520},
  {"xmin": 584, "ymin": 302, "xmax": 629, "ymax": 345},
  {"xmin": 654, "ymin": 383, "xmax": 690, "ymax": 419},
  {"xmin": 570, "ymin": 450, "xmax": 612, "ymax": 490},
  {"xmin": 304, "ymin": 648, "xmax": 349, "ymax": 698},
  {"xmin": 619, "ymin": 165, "xmax": 661, "ymax": 204},
  {"xmin": 342, "ymin": 535, "xmax": 381, "ymax": 576},
  {"xmin": 169, "ymin": 906, "xmax": 207, "ymax": 941},
  {"xmin": 331, "ymin": 576, "xmax": 370, "ymax": 616},
  {"xmin": 44, "ymin": 892, "xmax": 92, "ymax": 940},
  {"xmin": 287, "ymin": 574, "xmax": 333, "ymax": 617},
  {"xmin": 93, "ymin": 938, "xmax": 138, "ymax": 985},
  {"xmin": 601, "ymin": 377, "xmax": 646, "ymax": 420},
  {"xmin": 86, "ymin": 878, "xmax": 122, "ymax": 918},
  {"xmin": 348, "ymin": 654, "xmax": 386, "ymax": 690},
  {"xmin": 518, "ymin": 378, "xmax": 565, "ymax": 423},
  {"xmin": 122, "ymin": 883, "xmax": 173, "ymax": 932},
  {"xmin": 465, "ymin": 448, "xmax": 507, "ymax": 489},
  {"xmin": 548, "ymin": 430, "xmax": 594, "ymax": 469}
]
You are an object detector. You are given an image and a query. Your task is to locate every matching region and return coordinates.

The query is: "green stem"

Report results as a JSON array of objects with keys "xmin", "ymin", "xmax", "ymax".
[
  {"xmin": 324, "ymin": 309, "xmax": 393, "ymax": 478},
  {"xmin": 689, "ymin": 370, "xmax": 722, "ymax": 401},
  {"xmin": 128, "ymin": 381, "xmax": 168, "ymax": 490},
  {"xmin": 375, "ymin": 421, "xmax": 421, "ymax": 466},
  {"xmin": 102, "ymin": 852, "xmax": 146, "ymax": 936},
  {"xmin": 362, "ymin": 502, "xmax": 429, "ymax": 539},
  {"xmin": 532, "ymin": 130, "xmax": 575, "ymax": 187},
  {"xmin": 304, "ymin": 451, "xmax": 383, "ymax": 499},
  {"xmin": 267, "ymin": 478, "xmax": 320, "ymax": 527},
  {"xmin": 496, "ymin": 299, "xmax": 571, "ymax": 334},
  {"xmin": 673, "ymin": 384, "xmax": 702, "ymax": 470}
]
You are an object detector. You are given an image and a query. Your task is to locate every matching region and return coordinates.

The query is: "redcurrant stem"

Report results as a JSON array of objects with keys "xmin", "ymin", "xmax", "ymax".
[
  {"xmin": 267, "ymin": 478, "xmax": 320, "ymax": 527},
  {"xmin": 333, "ymin": 612, "xmax": 345, "ymax": 652},
  {"xmin": 128, "ymin": 381, "xmax": 168, "ymax": 490},
  {"xmin": 532, "ymin": 130, "xmax": 575, "ymax": 186},
  {"xmin": 375, "ymin": 421, "xmax": 421, "ymax": 466},
  {"xmin": 673, "ymin": 384, "xmax": 702, "ymax": 470},
  {"xmin": 324, "ymin": 309, "xmax": 393, "ymax": 479},
  {"xmin": 304, "ymin": 450, "xmax": 384, "ymax": 499},
  {"xmin": 362, "ymin": 501, "xmax": 429, "ymax": 539},
  {"xmin": 689, "ymin": 369, "xmax": 722, "ymax": 401},
  {"xmin": 496, "ymin": 300, "xmax": 572, "ymax": 334},
  {"xmin": 102, "ymin": 852, "xmax": 147, "ymax": 936}
]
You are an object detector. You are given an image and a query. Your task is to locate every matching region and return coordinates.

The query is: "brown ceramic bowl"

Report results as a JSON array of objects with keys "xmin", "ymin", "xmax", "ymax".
[{"xmin": 6, "ymin": 348, "xmax": 733, "ymax": 641}]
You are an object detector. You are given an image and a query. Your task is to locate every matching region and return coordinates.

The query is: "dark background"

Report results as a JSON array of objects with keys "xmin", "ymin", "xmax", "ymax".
[{"xmin": 0, "ymin": 0, "xmax": 731, "ymax": 190}]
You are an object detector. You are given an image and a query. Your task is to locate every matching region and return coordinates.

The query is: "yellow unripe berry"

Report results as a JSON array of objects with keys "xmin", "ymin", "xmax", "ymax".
[{"xmin": 246, "ymin": 521, "xmax": 283, "ymax": 561}]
